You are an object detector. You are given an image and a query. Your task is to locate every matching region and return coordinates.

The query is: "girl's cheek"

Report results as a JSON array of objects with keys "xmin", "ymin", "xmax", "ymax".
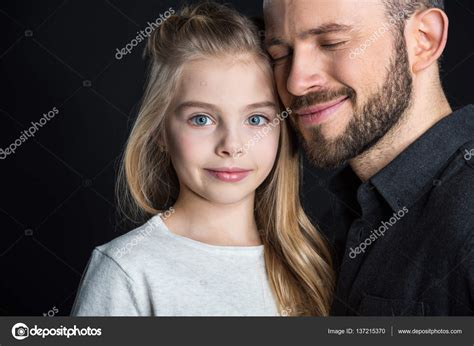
[
  {"xmin": 250, "ymin": 127, "xmax": 280, "ymax": 164},
  {"xmin": 172, "ymin": 133, "xmax": 203, "ymax": 160}
]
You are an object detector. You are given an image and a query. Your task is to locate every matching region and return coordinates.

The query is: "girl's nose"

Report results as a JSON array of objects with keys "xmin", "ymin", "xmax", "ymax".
[{"xmin": 215, "ymin": 126, "xmax": 245, "ymax": 158}]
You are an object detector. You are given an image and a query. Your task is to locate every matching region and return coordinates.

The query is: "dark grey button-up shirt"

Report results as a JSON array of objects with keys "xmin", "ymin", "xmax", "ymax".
[{"xmin": 319, "ymin": 105, "xmax": 474, "ymax": 316}]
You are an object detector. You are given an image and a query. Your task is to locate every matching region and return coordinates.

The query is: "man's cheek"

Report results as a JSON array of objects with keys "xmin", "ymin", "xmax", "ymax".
[{"xmin": 274, "ymin": 68, "xmax": 292, "ymax": 104}]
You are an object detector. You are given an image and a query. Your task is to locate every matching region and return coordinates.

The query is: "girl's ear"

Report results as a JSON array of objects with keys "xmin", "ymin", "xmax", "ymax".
[
  {"xmin": 157, "ymin": 135, "xmax": 167, "ymax": 153},
  {"xmin": 158, "ymin": 142, "xmax": 167, "ymax": 153}
]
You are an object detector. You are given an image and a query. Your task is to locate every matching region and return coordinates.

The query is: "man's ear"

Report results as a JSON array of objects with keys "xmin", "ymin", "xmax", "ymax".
[{"xmin": 405, "ymin": 8, "xmax": 449, "ymax": 73}]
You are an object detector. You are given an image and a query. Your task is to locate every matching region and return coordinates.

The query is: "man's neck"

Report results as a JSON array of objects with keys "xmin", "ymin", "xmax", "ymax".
[{"xmin": 350, "ymin": 94, "xmax": 452, "ymax": 182}]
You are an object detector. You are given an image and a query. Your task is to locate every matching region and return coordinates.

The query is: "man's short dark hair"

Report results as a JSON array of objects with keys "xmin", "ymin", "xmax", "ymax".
[
  {"xmin": 382, "ymin": 1, "xmax": 446, "ymax": 64},
  {"xmin": 383, "ymin": 0, "xmax": 445, "ymax": 30}
]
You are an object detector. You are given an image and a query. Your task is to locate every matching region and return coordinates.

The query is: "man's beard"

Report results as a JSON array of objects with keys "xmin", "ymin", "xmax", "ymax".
[{"xmin": 290, "ymin": 31, "xmax": 413, "ymax": 169}]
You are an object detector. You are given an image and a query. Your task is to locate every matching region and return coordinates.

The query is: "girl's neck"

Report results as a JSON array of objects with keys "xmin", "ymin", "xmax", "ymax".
[{"xmin": 161, "ymin": 191, "xmax": 262, "ymax": 247}]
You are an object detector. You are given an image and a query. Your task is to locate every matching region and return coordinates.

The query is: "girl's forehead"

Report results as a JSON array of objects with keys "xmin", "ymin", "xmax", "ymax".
[{"xmin": 177, "ymin": 56, "xmax": 276, "ymax": 100}]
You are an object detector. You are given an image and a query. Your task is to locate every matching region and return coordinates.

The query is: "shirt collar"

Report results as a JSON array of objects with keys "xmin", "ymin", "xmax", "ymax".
[
  {"xmin": 328, "ymin": 164, "xmax": 361, "ymax": 194},
  {"xmin": 370, "ymin": 105, "xmax": 474, "ymax": 211}
]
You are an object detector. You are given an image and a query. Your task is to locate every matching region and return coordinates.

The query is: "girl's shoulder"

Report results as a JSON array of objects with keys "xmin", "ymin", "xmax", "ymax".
[{"xmin": 92, "ymin": 214, "xmax": 173, "ymax": 274}]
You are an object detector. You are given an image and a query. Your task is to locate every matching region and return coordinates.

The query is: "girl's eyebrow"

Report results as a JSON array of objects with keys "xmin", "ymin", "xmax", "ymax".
[
  {"xmin": 175, "ymin": 101, "xmax": 278, "ymax": 114},
  {"xmin": 242, "ymin": 101, "xmax": 278, "ymax": 113},
  {"xmin": 174, "ymin": 101, "xmax": 220, "ymax": 114}
]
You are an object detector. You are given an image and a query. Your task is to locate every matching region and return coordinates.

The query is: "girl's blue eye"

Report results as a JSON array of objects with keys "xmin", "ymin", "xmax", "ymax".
[
  {"xmin": 190, "ymin": 114, "xmax": 213, "ymax": 126},
  {"xmin": 247, "ymin": 114, "xmax": 268, "ymax": 126}
]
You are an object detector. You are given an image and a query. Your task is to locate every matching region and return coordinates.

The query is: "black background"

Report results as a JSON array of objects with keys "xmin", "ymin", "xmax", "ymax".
[{"xmin": 0, "ymin": 0, "xmax": 473, "ymax": 316}]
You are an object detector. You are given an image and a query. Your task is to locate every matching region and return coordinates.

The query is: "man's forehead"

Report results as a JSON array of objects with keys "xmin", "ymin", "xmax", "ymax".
[
  {"xmin": 264, "ymin": 0, "xmax": 382, "ymax": 10},
  {"xmin": 264, "ymin": 0, "xmax": 383, "ymax": 35}
]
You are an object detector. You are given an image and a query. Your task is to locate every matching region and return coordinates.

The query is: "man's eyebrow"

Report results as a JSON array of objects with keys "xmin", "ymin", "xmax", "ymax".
[
  {"xmin": 299, "ymin": 23, "xmax": 353, "ymax": 39},
  {"xmin": 266, "ymin": 23, "xmax": 353, "ymax": 48}
]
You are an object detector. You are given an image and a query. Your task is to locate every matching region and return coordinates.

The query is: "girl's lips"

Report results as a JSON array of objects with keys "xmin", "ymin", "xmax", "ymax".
[
  {"xmin": 297, "ymin": 96, "xmax": 349, "ymax": 127},
  {"xmin": 205, "ymin": 169, "xmax": 252, "ymax": 183}
]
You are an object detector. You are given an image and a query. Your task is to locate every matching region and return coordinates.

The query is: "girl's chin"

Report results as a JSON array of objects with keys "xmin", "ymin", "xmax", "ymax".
[{"xmin": 200, "ymin": 189, "xmax": 255, "ymax": 206}]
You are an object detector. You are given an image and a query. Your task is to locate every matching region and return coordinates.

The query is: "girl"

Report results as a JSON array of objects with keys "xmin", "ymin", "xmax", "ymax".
[{"xmin": 71, "ymin": 1, "xmax": 334, "ymax": 316}]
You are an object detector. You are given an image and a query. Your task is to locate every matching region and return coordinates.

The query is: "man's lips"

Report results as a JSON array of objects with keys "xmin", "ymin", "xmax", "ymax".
[
  {"xmin": 296, "ymin": 96, "xmax": 349, "ymax": 116},
  {"xmin": 295, "ymin": 96, "xmax": 349, "ymax": 126}
]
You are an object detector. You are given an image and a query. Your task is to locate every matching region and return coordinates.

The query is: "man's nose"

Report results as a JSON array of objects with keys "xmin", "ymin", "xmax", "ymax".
[{"xmin": 287, "ymin": 45, "xmax": 328, "ymax": 97}]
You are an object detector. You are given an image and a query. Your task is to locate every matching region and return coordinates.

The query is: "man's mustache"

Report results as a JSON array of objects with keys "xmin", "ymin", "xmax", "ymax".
[{"xmin": 290, "ymin": 86, "xmax": 356, "ymax": 112}]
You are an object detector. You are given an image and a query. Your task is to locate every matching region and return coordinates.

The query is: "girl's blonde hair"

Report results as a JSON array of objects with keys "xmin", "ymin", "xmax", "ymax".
[{"xmin": 116, "ymin": 1, "xmax": 334, "ymax": 316}]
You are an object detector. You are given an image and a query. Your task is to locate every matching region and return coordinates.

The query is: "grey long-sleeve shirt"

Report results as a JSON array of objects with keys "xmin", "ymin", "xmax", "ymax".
[{"xmin": 71, "ymin": 213, "xmax": 280, "ymax": 316}]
